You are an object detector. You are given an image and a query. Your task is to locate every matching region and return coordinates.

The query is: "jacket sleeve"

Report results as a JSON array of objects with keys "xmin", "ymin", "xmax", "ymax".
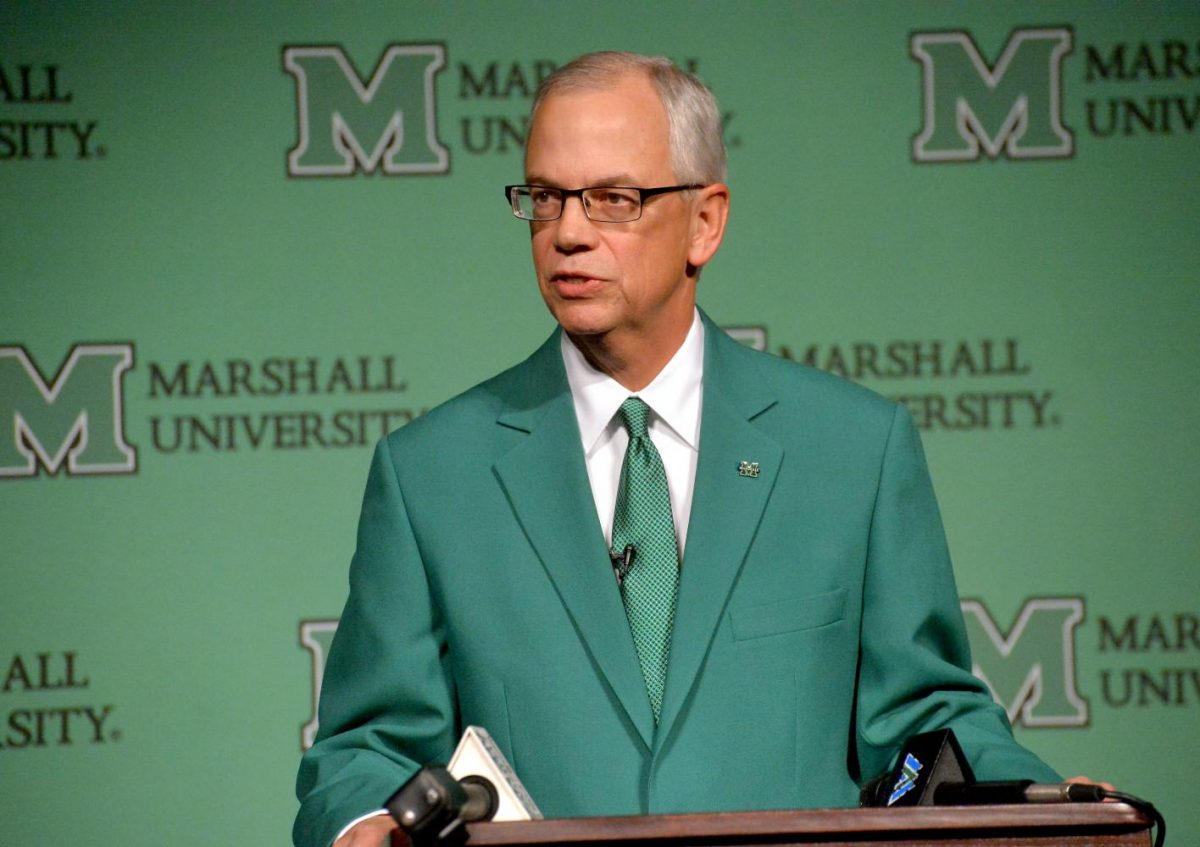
[
  {"xmin": 294, "ymin": 437, "xmax": 458, "ymax": 847},
  {"xmin": 853, "ymin": 404, "xmax": 1061, "ymax": 785}
]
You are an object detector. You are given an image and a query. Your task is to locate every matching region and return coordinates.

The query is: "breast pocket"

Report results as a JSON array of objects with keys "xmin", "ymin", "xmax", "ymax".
[{"xmin": 729, "ymin": 587, "xmax": 846, "ymax": 642}]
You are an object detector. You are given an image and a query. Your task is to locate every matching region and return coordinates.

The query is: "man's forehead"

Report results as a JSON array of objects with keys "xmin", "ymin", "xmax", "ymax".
[
  {"xmin": 524, "ymin": 74, "xmax": 671, "ymax": 182},
  {"xmin": 532, "ymin": 72, "xmax": 666, "ymax": 126},
  {"xmin": 534, "ymin": 69, "xmax": 657, "ymax": 110},
  {"xmin": 522, "ymin": 172, "xmax": 642, "ymax": 188}
]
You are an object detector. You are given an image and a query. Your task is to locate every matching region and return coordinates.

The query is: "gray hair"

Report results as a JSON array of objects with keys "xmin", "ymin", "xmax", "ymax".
[{"xmin": 530, "ymin": 51, "xmax": 727, "ymax": 184}]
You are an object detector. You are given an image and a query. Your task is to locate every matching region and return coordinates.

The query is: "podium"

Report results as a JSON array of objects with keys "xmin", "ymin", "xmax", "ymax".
[{"xmin": 396, "ymin": 804, "xmax": 1151, "ymax": 847}]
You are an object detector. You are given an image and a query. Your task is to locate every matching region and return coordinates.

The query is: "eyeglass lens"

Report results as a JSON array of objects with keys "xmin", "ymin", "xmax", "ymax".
[{"xmin": 513, "ymin": 187, "xmax": 643, "ymax": 222}]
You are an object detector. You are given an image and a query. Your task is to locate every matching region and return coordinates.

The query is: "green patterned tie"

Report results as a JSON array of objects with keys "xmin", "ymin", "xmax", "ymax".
[{"xmin": 611, "ymin": 396, "xmax": 679, "ymax": 724}]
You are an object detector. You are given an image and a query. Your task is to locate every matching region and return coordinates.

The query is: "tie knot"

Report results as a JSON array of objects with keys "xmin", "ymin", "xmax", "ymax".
[{"xmin": 619, "ymin": 396, "xmax": 650, "ymax": 438}]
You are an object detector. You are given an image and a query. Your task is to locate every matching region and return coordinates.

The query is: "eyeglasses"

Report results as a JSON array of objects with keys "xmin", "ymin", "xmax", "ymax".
[{"xmin": 504, "ymin": 184, "xmax": 704, "ymax": 223}]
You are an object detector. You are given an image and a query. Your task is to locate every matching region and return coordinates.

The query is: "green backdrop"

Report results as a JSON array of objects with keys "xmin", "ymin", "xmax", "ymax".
[{"xmin": 2, "ymin": 2, "xmax": 1196, "ymax": 844}]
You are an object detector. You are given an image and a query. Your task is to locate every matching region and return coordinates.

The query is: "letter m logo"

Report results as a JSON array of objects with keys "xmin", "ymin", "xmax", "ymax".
[
  {"xmin": 0, "ymin": 344, "xmax": 137, "ymax": 477},
  {"xmin": 299, "ymin": 619, "xmax": 338, "ymax": 750},
  {"xmin": 284, "ymin": 44, "xmax": 450, "ymax": 177},
  {"xmin": 961, "ymin": 597, "xmax": 1088, "ymax": 727},
  {"xmin": 911, "ymin": 28, "xmax": 1073, "ymax": 162}
]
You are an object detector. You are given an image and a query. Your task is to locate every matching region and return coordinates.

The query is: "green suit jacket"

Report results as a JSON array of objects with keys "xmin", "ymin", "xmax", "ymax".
[{"xmin": 294, "ymin": 313, "xmax": 1058, "ymax": 847}]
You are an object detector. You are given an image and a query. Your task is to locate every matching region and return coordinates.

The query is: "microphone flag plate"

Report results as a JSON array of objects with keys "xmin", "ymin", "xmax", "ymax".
[
  {"xmin": 448, "ymin": 725, "xmax": 543, "ymax": 821},
  {"xmin": 873, "ymin": 728, "xmax": 976, "ymax": 807}
]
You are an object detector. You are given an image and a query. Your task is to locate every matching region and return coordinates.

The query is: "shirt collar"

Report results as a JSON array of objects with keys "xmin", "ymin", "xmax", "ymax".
[{"xmin": 561, "ymin": 309, "xmax": 705, "ymax": 455}]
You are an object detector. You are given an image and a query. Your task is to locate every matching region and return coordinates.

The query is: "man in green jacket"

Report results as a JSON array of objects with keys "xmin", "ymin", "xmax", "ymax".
[{"xmin": 295, "ymin": 51, "xmax": 1060, "ymax": 847}]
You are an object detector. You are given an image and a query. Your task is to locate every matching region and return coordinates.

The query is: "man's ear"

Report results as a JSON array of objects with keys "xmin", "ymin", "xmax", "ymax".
[{"xmin": 687, "ymin": 183, "xmax": 730, "ymax": 270}]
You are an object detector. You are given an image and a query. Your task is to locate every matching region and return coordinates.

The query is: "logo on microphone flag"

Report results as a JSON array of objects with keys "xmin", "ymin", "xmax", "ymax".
[{"xmin": 887, "ymin": 753, "xmax": 924, "ymax": 806}]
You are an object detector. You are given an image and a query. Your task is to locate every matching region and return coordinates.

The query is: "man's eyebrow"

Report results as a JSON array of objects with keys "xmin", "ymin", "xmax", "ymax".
[{"xmin": 522, "ymin": 174, "xmax": 643, "ymax": 188}]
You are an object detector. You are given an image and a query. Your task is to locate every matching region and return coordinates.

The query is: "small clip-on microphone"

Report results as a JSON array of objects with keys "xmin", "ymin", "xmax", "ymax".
[{"xmin": 609, "ymin": 544, "xmax": 636, "ymax": 586}]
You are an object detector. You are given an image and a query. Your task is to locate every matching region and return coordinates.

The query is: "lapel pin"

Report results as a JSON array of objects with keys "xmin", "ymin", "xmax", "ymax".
[{"xmin": 737, "ymin": 460, "xmax": 760, "ymax": 478}]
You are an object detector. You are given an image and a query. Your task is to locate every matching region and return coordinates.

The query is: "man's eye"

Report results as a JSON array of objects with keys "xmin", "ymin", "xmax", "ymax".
[
  {"xmin": 596, "ymin": 191, "xmax": 637, "ymax": 207},
  {"xmin": 530, "ymin": 189, "xmax": 558, "ymax": 204}
]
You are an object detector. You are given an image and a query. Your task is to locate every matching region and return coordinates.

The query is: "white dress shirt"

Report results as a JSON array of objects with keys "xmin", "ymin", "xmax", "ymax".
[{"xmin": 561, "ymin": 308, "xmax": 705, "ymax": 556}]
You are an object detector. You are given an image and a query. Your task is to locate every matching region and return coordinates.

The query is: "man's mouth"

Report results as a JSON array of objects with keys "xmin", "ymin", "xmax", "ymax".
[{"xmin": 550, "ymin": 273, "xmax": 606, "ymax": 296}]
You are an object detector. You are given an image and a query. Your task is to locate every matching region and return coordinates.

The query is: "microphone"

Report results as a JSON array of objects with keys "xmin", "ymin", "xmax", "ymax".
[
  {"xmin": 610, "ymin": 544, "xmax": 636, "ymax": 585},
  {"xmin": 861, "ymin": 728, "xmax": 1105, "ymax": 807},
  {"xmin": 863, "ymin": 728, "xmax": 1165, "ymax": 847},
  {"xmin": 934, "ymin": 779, "xmax": 1107, "ymax": 805},
  {"xmin": 385, "ymin": 765, "xmax": 498, "ymax": 846}
]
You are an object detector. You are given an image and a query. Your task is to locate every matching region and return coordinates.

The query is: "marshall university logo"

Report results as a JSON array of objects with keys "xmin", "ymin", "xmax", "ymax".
[
  {"xmin": 962, "ymin": 596, "xmax": 1088, "ymax": 727},
  {"xmin": 283, "ymin": 43, "xmax": 450, "ymax": 177},
  {"xmin": 911, "ymin": 27, "xmax": 1074, "ymax": 162},
  {"xmin": 299, "ymin": 619, "xmax": 338, "ymax": 749},
  {"xmin": 0, "ymin": 344, "xmax": 137, "ymax": 478}
]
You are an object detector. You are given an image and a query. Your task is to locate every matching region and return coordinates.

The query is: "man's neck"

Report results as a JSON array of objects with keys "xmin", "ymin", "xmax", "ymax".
[{"xmin": 567, "ymin": 314, "xmax": 694, "ymax": 391}]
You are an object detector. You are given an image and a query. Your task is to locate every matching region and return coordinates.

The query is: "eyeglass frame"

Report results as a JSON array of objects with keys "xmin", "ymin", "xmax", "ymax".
[{"xmin": 503, "ymin": 183, "xmax": 706, "ymax": 223}]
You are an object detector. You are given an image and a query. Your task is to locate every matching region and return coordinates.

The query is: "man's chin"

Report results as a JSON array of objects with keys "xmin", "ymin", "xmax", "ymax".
[{"xmin": 545, "ymin": 301, "xmax": 618, "ymax": 339}]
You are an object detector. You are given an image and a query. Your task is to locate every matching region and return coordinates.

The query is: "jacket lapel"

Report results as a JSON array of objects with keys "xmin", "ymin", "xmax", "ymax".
[
  {"xmin": 492, "ymin": 332, "xmax": 656, "ymax": 749},
  {"xmin": 655, "ymin": 315, "xmax": 783, "ymax": 747}
]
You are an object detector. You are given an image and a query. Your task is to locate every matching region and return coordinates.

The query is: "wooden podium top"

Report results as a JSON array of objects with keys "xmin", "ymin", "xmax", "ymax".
[{"xmin": 453, "ymin": 804, "xmax": 1151, "ymax": 847}]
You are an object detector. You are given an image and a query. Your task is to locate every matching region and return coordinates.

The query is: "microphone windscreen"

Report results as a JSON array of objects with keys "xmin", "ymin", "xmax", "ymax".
[{"xmin": 934, "ymin": 779, "xmax": 1032, "ymax": 806}]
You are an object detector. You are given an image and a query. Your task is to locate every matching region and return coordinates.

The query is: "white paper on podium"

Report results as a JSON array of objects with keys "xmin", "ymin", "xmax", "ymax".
[{"xmin": 447, "ymin": 725, "xmax": 543, "ymax": 821}]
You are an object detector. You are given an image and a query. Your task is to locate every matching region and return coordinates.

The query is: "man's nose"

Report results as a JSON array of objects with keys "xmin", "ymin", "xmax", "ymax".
[{"xmin": 553, "ymin": 194, "xmax": 599, "ymax": 250}]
